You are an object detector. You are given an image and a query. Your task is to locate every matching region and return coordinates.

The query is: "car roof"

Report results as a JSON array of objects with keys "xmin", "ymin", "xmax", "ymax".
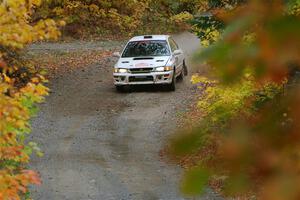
[{"xmin": 129, "ymin": 35, "xmax": 170, "ymax": 42}]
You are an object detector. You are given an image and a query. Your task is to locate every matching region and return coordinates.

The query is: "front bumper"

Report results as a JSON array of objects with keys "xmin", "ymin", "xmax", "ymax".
[{"xmin": 113, "ymin": 71, "xmax": 173, "ymax": 85}]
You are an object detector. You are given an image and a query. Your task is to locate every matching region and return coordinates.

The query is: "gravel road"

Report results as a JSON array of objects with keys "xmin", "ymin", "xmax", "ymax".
[{"xmin": 29, "ymin": 32, "xmax": 222, "ymax": 200}]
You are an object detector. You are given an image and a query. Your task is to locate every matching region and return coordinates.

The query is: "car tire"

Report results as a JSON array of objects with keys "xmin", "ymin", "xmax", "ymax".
[
  {"xmin": 183, "ymin": 60, "xmax": 188, "ymax": 76},
  {"xmin": 116, "ymin": 85, "xmax": 125, "ymax": 92},
  {"xmin": 167, "ymin": 70, "xmax": 176, "ymax": 91},
  {"xmin": 177, "ymin": 69, "xmax": 184, "ymax": 81}
]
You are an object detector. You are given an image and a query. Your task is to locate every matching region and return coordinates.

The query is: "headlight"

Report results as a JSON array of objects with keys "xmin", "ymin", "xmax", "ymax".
[
  {"xmin": 155, "ymin": 67, "xmax": 165, "ymax": 72},
  {"xmin": 114, "ymin": 68, "xmax": 128, "ymax": 73},
  {"xmin": 155, "ymin": 66, "xmax": 172, "ymax": 72}
]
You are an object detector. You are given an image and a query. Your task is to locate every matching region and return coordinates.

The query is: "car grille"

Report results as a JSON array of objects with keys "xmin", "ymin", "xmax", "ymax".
[
  {"xmin": 129, "ymin": 76, "xmax": 154, "ymax": 82},
  {"xmin": 129, "ymin": 68, "xmax": 153, "ymax": 74}
]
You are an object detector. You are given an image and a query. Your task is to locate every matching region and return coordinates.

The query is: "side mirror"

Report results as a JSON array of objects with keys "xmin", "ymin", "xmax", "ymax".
[
  {"xmin": 113, "ymin": 52, "xmax": 121, "ymax": 58},
  {"xmin": 173, "ymin": 49, "xmax": 181, "ymax": 56}
]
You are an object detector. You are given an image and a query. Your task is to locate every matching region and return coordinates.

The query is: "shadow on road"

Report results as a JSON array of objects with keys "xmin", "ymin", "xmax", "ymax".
[
  {"xmin": 116, "ymin": 77, "xmax": 186, "ymax": 93},
  {"xmin": 116, "ymin": 85, "xmax": 172, "ymax": 93}
]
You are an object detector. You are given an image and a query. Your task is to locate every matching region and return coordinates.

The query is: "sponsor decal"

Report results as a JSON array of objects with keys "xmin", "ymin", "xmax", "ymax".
[{"xmin": 135, "ymin": 63, "xmax": 150, "ymax": 67}]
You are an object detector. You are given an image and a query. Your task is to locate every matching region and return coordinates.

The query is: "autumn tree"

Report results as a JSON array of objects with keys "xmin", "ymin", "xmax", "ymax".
[
  {"xmin": 33, "ymin": 0, "xmax": 199, "ymax": 37},
  {"xmin": 0, "ymin": 0, "xmax": 63, "ymax": 199},
  {"xmin": 170, "ymin": 0, "xmax": 300, "ymax": 199}
]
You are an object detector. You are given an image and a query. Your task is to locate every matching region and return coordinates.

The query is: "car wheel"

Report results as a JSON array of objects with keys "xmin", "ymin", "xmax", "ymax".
[
  {"xmin": 167, "ymin": 70, "xmax": 176, "ymax": 91},
  {"xmin": 183, "ymin": 60, "xmax": 188, "ymax": 76},
  {"xmin": 177, "ymin": 69, "xmax": 184, "ymax": 81},
  {"xmin": 116, "ymin": 85, "xmax": 125, "ymax": 92}
]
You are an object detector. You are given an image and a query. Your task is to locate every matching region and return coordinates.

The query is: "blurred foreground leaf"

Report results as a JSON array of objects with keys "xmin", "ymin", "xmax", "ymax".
[{"xmin": 181, "ymin": 167, "xmax": 211, "ymax": 196}]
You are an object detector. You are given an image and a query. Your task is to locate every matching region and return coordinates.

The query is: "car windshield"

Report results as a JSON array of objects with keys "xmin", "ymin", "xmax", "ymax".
[{"xmin": 122, "ymin": 40, "xmax": 170, "ymax": 57}]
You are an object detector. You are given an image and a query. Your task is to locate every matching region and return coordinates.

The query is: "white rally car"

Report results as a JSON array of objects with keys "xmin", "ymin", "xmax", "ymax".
[{"xmin": 113, "ymin": 35, "xmax": 187, "ymax": 91}]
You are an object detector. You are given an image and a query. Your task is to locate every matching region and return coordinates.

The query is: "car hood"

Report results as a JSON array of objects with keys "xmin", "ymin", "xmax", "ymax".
[{"xmin": 115, "ymin": 56, "xmax": 171, "ymax": 69}]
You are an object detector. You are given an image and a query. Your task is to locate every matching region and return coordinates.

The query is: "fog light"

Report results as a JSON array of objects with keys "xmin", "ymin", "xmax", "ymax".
[{"xmin": 164, "ymin": 66, "xmax": 172, "ymax": 71}]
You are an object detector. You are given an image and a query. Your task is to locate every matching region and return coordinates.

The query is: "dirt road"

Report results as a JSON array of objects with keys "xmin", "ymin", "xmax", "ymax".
[{"xmin": 29, "ymin": 32, "xmax": 222, "ymax": 200}]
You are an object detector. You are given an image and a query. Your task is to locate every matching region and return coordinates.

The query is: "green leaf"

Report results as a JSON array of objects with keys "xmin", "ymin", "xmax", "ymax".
[{"xmin": 181, "ymin": 167, "xmax": 211, "ymax": 196}]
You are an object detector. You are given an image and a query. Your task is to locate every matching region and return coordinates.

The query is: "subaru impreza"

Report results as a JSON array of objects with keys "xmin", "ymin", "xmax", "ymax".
[{"xmin": 113, "ymin": 35, "xmax": 187, "ymax": 91}]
